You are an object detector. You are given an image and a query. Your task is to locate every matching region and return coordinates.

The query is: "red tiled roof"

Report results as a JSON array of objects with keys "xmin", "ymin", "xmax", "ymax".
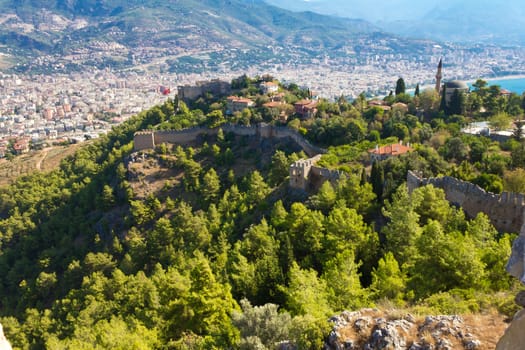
[
  {"xmin": 369, "ymin": 143, "xmax": 412, "ymax": 156},
  {"xmin": 227, "ymin": 96, "xmax": 253, "ymax": 104},
  {"xmin": 295, "ymin": 99, "xmax": 314, "ymax": 106},
  {"xmin": 263, "ymin": 101, "xmax": 282, "ymax": 108},
  {"xmin": 295, "ymin": 99, "xmax": 318, "ymax": 108}
]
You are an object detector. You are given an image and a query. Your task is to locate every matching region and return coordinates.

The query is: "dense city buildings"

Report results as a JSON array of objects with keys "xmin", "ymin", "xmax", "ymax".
[{"xmin": 0, "ymin": 41, "xmax": 524, "ymax": 157}]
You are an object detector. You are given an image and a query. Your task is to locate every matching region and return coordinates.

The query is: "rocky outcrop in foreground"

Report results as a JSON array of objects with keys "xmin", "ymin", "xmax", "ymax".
[
  {"xmin": 0, "ymin": 324, "xmax": 12, "ymax": 350},
  {"xmin": 496, "ymin": 309, "xmax": 525, "ymax": 350},
  {"xmin": 496, "ymin": 234, "xmax": 525, "ymax": 350},
  {"xmin": 325, "ymin": 309, "xmax": 505, "ymax": 350}
]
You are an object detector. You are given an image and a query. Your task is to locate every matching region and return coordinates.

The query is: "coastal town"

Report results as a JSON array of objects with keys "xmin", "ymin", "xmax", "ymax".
[{"xmin": 0, "ymin": 41, "xmax": 524, "ymax": 158}]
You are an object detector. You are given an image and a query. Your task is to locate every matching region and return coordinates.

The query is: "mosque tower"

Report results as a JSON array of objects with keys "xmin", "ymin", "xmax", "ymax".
[{"xmin": 435, "ymin": 58, "xmax": 443, "ymax": 92}]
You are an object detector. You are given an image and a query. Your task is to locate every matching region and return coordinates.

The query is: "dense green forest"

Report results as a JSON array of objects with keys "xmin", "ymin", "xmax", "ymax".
[{"xmin": 0, "ymin": 76, "xmax": 524, "ymax": 349}]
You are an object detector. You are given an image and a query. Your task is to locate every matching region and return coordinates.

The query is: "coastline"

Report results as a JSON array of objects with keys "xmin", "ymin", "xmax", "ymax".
[
  {"xmin": 406, "ymin": 74, "xmax": 525, "ymax": 96},
  {"xmin": 467, "ymin": 74, "xmax": 525, "ymax": 83}
]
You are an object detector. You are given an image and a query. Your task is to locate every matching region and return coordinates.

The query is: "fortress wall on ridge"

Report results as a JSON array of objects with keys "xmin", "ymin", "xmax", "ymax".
[{"xmin": 408, "ymin": 170, "xmax": 525, "ymax": 233}]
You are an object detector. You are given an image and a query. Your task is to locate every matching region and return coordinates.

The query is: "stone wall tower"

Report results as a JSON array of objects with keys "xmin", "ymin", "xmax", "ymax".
[{"xmin": 435, "ymin": 58, "xmax": 443, "ymax": 93}]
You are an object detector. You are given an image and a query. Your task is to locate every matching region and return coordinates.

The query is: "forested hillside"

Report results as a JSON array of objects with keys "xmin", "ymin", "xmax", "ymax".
[{"xmin": 0, "ymin": 76, "xmax": 523, "ymax": 349}]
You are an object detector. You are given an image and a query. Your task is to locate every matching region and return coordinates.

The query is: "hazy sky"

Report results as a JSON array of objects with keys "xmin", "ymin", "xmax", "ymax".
[{"xmin": 264, "ymin": 0, "xmax": 440, "ymax": 21}]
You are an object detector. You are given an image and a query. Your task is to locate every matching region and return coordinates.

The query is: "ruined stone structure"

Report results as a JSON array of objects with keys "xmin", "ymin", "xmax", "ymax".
[
  {"xmin": 289, "ymin": 155, "xmax": 343, "ymax": 192},
  {"xmin": 133, "ymin": 123, "xmax": 340, "ymax": 191},
  {"xmin": 133, "ymin": 123, "xmax": 325, "ymax": 157},
  {"xmin": 289, "ymin": 155, "xmax": 322, "ymax": 190},
  {"xmin": 177, "ymin": 79, "xmax": 231, "ymax": 102},
  {"xmin": 409, "ymin": 170, "xmax": 525, "ymax": 350},
  {"xmin": 407, "ymin": 170, "xmax": 525, "ymax": 234}
]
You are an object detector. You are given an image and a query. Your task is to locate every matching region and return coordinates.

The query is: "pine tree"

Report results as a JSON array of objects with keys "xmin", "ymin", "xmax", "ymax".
[
  {"xmin": 370, "ymin": 252, "xmax": 406, "ymax": 303},
  {"xmin": 201, "ymin": 168, "xmax": 221, "ymax": 204},
  {"xmin": 513, "ymin": 119, "xmax": 525, "ymax": 142}
]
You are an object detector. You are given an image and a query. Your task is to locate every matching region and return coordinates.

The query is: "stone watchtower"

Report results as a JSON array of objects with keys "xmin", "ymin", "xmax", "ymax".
[
  {"xmin": 289, "ymin": 155, "xmax": 322, "ymax": 191},
  {"xmin": 435, "ymin": 58, "xmax": 443, "ymax": 93},
  {"xmin": 133, "ymin": 131, "xmax": 155, "ymax": 151}
]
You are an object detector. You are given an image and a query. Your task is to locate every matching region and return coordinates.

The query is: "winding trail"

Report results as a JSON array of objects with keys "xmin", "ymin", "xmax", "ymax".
[{"xmin": 36, "ymin": 148, "xmax": 50, "ymax": 171}]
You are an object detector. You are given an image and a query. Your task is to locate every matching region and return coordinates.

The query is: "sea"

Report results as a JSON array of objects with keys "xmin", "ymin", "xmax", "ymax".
[{"xmin": 468, "ymin": 76, "xmax": 525, "ymax": 94}]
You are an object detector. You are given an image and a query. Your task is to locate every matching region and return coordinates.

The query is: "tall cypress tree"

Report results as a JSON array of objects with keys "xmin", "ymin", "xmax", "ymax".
[
  {"xmin": 395, "ymin": 78, "xmax": 406, "ymax": 95},
  {"xmin": 414, "ymin": 83, "xmax": 420, "ymax": 96},
  {"xmin": 370, "ymin": 161, "xmax": 384, "ymax": 199},
  {"xmin": 439, "ymin": 85, "xmax": 448, "ymax": 114},
  {"xmin": 448, "ymin": 89, "xmax": 466, "ymax": 116}
]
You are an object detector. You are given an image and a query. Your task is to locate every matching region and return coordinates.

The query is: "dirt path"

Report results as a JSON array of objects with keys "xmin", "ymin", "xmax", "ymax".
[{"xmin": 36, "ymin": 148, "xmax": 50, "ymax": 171}]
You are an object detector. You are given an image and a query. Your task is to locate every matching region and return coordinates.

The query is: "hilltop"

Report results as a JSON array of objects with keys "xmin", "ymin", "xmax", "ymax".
[{"xmin": 0, "ymin": 75, "xmax": 523, "ymax": 348}]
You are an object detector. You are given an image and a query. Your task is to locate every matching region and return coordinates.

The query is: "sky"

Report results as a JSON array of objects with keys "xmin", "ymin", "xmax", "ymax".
[
  {"xmin": 263, "ymin": 0, "xmax": 525, "ymax": 44},
  {"xmin": 264, "ymin": 0, "xmax": 440, "ymax": 22}
]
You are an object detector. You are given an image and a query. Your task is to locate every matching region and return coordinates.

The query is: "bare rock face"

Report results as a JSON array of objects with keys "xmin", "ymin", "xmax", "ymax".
[
  {"xmin": 325, "ymin": 310, "xmax": 484, "ymax": 350},
  {"xmin": 496, "ymin": 310, "xmax": 525, "ymax": 350},
  {"xmin": 514, "ymin": 291, "xmax": 525, "ymax": 308},
  {"xmin": 505, "ymin": 235, "xmax": 525, "ymax": 284},
  {"xmin": 497, "ymin": 230, "xmax": 525, "ymax": 350},
  {"xmin": 0, "ymin": 324, "xmax": 13, "ymax": 350}
]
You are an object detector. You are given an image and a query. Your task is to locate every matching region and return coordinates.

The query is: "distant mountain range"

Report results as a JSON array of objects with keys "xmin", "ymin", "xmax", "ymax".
[
  {"xmin": 0, "ymin": 0, "xmax": 384, "ymax": 72},
  {"xmin": 264, "ymin": 0, "xmax": 525, "ymax": 45},
  {"xmin": 0, "ymin": 0, "xmax": 518, "ymax": 76},
  {"xmin": 263, "ymin": 0, "xmax": 436, "ymax": 22}
]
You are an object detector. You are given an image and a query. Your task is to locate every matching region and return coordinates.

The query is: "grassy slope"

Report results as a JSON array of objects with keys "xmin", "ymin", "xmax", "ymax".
[{"xmin": 0, "ymin": 144, "xmax": 82, "ymax": 187}]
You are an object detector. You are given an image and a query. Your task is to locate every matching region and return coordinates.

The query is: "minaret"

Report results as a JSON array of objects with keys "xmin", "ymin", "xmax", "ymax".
[{"xmin": 435, "ymin": 58, "xmax": 443, "ymax": 92}]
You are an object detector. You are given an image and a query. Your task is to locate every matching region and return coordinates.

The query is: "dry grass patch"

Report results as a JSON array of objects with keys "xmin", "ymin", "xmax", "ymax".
[{"xmin": 0, "ymin": 143, "xmax": 83, "ymax": 187}]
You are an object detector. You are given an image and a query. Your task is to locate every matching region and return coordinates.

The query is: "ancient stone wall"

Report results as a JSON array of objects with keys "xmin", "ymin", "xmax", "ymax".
[
  {"xmin": 289, "ymin": 155, "xmax": 322, "ymax": 190},
  {"xmin": 133, "ymin": 131, "xmax": 155, "ymax": 151},
  {"xmin": 222, "ymin": 124, "xmax": 258, "ymax": 137},
  {"xmin": 177, "ymin": 79, "xmax": 232, "ymax": 102},
  {"xmin": 133, "ymin": 123, "xmax": 324, "ymax": 155},
  {"xmin": 288, "ymin": 155, "xmax": 344, "ymax": 192},
  {"xmin": 133, "ymin": 123, "xmax": 333, "ymax": 191},
  {"xmin": 408, "ymin": 171, "xmax": 525, "ymax": 234},
  {"xmin": 268, "ymin": 126, "xmax": 325, "ymax": 157},
  {"xmin": 153, "ymin": 128, "xmax": 212, "ymax": 146},
  {"xmin": 309, "ymin": 166, "xmax": 343, "ymax": 191}
]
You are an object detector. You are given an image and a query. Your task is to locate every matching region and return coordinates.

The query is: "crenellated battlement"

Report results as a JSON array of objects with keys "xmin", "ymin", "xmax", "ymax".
[
  {"xmin": 289, "ymin": 155, "xmax": 343, "ymax": 192},
  {"xmin": 408, "ymin": 170, "xmax": 525, "ymax": 233}
]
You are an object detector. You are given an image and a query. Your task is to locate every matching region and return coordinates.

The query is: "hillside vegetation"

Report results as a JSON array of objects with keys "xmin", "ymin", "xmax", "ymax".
[{"xmin": 0, "ymin": 77, "xmax": 524, "ymax": 348}]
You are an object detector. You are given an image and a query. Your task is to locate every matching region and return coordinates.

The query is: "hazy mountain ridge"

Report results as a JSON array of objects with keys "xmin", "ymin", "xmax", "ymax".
[
  {"xmin": 265, "ymin": 0, "xmax": 525, "ymax": 45},
  {"xmin": 0, "ymin": 0, "xmax": 382, "ymax": 71}
]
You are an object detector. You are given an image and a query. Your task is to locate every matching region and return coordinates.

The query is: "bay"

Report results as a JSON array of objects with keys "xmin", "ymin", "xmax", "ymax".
[{"xmin": 468, "ymin": 76, "xmax": 525, "ymax": 94}]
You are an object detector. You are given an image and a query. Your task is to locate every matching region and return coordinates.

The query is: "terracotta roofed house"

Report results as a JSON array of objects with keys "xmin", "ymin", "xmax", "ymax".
[
  {"xmin": 368, "ymin": 142, "xmax": 412, "ymax": 162},
  {"xmin": 226, "ymin": 96, "xmax": 255, "ymax": 114},
  {"xmin": 294, "ymin": 99, "xmax": 318, "ymax": 119}
]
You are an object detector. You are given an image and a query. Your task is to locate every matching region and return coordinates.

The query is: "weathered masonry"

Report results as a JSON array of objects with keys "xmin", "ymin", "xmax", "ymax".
[
  {"xmin": 133, "ymin": 123, "xmax": 324, "ymax": 157},
  {"xmin": 289, "ymin": 155, "xmax": 343, "ymax": 192},
  {"xmin": 133, "ymin": 123, "xmax": 344, "ymax": 192},
  {"xmin": 407, "ymin": 170, "xmax": 525, "ymax": 234}
]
